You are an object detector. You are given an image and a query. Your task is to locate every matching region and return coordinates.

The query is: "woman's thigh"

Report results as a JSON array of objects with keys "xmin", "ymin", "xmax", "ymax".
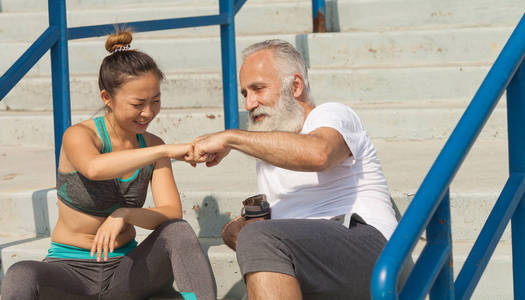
[
  {"xmin": 102, "ymin": 219, "xmax": 216, "ymax": 300},
  {"xmin": 2, "ymin": 259, "xmax": 101, "ymax": 300}
]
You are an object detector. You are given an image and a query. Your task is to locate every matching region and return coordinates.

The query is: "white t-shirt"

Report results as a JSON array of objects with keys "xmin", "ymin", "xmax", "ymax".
[{"xmin": 256, "ymin": 102, "xmax": 398, "ymax": 240}]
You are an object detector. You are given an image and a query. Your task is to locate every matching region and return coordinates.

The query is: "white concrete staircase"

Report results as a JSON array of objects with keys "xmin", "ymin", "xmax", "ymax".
[{"xmin": 1, "ymin": 0, "xmax": 524, "ymax": 298}]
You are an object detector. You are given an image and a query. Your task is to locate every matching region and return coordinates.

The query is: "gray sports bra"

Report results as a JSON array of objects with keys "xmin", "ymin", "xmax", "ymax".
[{"xmin": 56, "ymin": 116, "xmax": 153, "ymax": 217}]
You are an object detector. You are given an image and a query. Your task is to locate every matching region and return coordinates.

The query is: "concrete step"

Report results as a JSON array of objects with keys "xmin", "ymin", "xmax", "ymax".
[
  {"xmin": 2, "ymin": 72, "xmax": 230, "ymax": 111},
  {"xmin": 0, "ymin": 109, "xmax": 230, "ymax": 146},
  {"xmin": 330, "ymin": 0, "xmax": 524, "ymax": 32},
  {"xmin": 0, "ymin": 135, "xmax": 511, "ymax": 241},
  {"xmin": 1, "ymin": 34, "xmax": 300, "ymax": 76},
  {"xmin": 305, "ymin": 27, "xmax": 512, "ymax": 69},
  {"xmin": 0, "ymin": 1, "xmax": 310, "ymax": 42},
  {"xmin": 0, "ymin": 188, "xmax": 513, "ymax": 244},
  {"xmin": 3, "ymin": 26, "xmax": 513, "ymax": 75},
  {"xmin": 0, "ymin": 236, "xmax": 515, "ymax": 299},
  {"xmin": 0, "ymin": 100, "xmax": 508, "ymax": 145},
  {"xmin": 0, "ymin": 236, "xmax": 244, "ymax": 299},
  {"xmin": 308, "ymin": 65, "xmax": 491, "ymax": 104},
  {"xmin": 0, "ymin": 188, "xmax": 257, "ymax": 240},
  {"xmin": 1, "ymin": 66, "xmax": 496, "ymax": 111}
]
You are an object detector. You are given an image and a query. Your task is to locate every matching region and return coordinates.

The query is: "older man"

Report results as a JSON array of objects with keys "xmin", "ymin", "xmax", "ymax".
[{"xmin": 192, "ymin": 40, "xmax": 399, "ymax": 300}]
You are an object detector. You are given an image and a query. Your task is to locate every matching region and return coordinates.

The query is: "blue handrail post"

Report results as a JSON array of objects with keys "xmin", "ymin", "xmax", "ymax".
[
  {"xmin": 508, "ymin": 61, "xmax": 525, "ymax": 300},
  {"xmin": 48, "ymin": 0, "xmax": 72, "ymax": 171},
  {"xmin": 312, "ymin": 0, "xmax": 326, "ymax": 33},
  {"xmin": 219, "ymin": 0, "xmax": 239, "ymax": 129},
  {"xmin": 428, "ymin": 191, "xmax": 454, "ymax": 300}
]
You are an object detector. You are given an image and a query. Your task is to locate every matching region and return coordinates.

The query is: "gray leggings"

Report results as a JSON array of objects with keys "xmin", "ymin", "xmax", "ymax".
[{"xmin": 1, "ymin": 219, "xmax": 217, "ymax": 300}]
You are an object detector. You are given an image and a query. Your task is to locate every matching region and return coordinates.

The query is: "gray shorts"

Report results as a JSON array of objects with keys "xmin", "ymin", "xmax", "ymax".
[{"xmin": 236, "ymin": 215, "xmax": 388, "ymax": 300}]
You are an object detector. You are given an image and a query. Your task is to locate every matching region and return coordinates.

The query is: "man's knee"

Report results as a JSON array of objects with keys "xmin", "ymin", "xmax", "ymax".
[
  {"xmin": 2, "ymin": 261, "xmax": 41, "ymax": 298},
  {"xmin": 236, "ymin": 221, "xmax": 294, "ymax": 275},
  {"xmin": 237, "ymin": 221, "xmax": 276, "ymax": 253}
]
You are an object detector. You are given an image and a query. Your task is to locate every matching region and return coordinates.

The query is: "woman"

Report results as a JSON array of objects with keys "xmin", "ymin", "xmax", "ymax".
[{"xmin": 1, "ymin": 28, "xmax": 216, "ymax": 300}]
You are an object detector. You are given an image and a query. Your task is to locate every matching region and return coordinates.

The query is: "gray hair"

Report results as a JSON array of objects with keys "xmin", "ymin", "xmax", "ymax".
[{"xmin": 242, "ymin": 39, "xmax": 313, "ymax": 104}]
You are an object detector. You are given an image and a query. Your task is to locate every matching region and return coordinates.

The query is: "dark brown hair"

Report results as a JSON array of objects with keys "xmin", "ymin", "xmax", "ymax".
[{"xmin": 98, "ymin": 27, "xmax": 164, "ymax": 96}]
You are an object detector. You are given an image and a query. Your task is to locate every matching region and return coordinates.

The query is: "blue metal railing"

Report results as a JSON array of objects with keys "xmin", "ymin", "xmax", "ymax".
[
  {"xmin": 371, "ymin": 13, "xmax": 525, "ymax": 300},
  {"xmin": 0, "ymin": 0, "xmax": 247, "ymax": 169}
]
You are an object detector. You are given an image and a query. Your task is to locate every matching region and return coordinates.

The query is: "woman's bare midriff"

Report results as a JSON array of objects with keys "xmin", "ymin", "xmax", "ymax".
[{"xmin": 51, "ymin": 200, "xmax": 135, "ymax": 250}]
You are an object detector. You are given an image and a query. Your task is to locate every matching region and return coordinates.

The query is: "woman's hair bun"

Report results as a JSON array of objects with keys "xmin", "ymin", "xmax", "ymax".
[{"xmin": 105, "ymin": 27, "xmax": 133, "ymax": 53}]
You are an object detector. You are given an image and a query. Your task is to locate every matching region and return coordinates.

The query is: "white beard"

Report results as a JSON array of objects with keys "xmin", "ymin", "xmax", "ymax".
[{"xmin": 247, "ymin": 89, "xmax": 305, "ymax": 133}]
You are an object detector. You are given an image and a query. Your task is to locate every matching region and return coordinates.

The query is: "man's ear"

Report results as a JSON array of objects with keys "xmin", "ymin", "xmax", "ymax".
[
  {"xmin": 292, "ymin": 73, "xmax": 305, "ymax": 99},
  {"xmin": 100, "ymin": 90, "xmax": 113, "ymax": 109}
]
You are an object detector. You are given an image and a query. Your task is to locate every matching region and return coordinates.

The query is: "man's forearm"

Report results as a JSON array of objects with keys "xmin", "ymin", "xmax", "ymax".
[{"xmin": 224, "ymin": 129, "xmax": 332, "ymax": 171}]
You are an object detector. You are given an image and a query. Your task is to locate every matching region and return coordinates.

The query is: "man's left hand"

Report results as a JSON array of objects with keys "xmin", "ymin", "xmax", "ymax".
[{"xmin": 190, "ymin": 132, "xmax": 231, "ymax": 167}]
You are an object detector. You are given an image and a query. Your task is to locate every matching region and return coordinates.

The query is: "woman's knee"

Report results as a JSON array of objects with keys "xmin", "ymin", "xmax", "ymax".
[
  {"xmin": 156, "ymin": 219, "xmax": 198, "ymax": 242},
  {"xmin": 4, "ymin": 260, "xmax": 41, "ymax": 285},
  {"xmin": 156, "ymin": 218, "xmax": 189, "ymax": 232}
]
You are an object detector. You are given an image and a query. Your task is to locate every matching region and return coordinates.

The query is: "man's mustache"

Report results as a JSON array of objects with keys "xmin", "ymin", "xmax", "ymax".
[{"xmin": 249, "ymin": 105, "xmax": 274, "ymax": 121}]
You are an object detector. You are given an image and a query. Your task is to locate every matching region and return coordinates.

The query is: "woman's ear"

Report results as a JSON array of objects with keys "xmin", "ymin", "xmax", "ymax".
[
  {"xmin": 292, "ymin": 73, "xmax": 305, "ymax": 99},
  {"xmin": 100, "ymin": 90, "xmax": 113, "ymax": 110}
]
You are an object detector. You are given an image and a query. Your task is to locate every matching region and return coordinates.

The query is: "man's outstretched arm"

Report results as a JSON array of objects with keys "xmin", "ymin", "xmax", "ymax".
[{"xmin": 193, "ymin": 127, "xmax": 351, "ymax": 172}]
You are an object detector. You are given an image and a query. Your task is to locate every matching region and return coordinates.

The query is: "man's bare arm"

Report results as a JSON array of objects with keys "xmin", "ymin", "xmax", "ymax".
[{"xmin": 193, "ymin": 127, "xmax": 351, "ymax": 172}]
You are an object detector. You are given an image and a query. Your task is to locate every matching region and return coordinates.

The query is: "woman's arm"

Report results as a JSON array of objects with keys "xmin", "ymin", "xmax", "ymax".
[
  {"xmin": 62, "ymin": 123, "xmax": 192, "ymax": 180},
  {"xmin": 90, "ymin": 133, "xmax": 184, "ymax": 261},
  {"xmin": 117, "ymin": 150, "xmax": 183, "ymax": 229}
]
